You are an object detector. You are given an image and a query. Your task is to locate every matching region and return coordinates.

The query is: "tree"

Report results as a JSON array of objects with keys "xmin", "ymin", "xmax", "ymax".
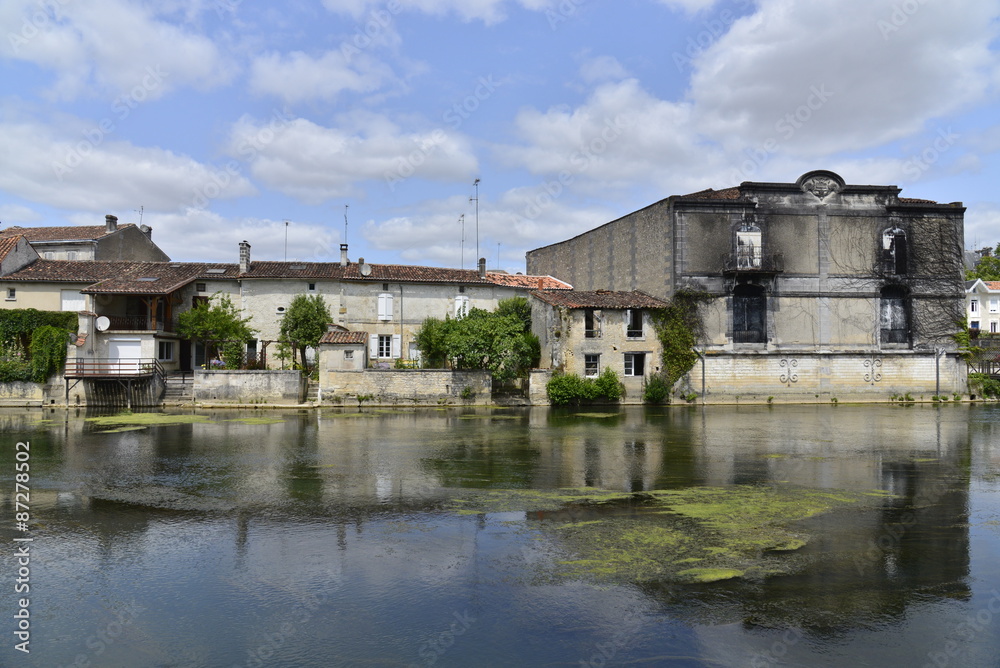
[
  {"xmin": 967, "ymin": 244, "xmax": 1000, "ymax": 281},
  {"xmin": 279, "ymin": 294, "xmax": 333, "ymax": 368},
  {"xmin": 176, "ymin": 294, "xmax": 256, "ymax": 364}
]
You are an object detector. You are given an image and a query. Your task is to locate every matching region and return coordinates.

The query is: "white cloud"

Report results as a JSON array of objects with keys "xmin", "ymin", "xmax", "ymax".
[
  {"xmin": 230, "ymin": 113, "xmax": 478, "ymax": 203},
  {"xmin": 0, "ymin": 120, "xmax": 256, "ymax": 213},
  {"xmin": 249, "ymin": 50, "xmax": 396, "ymax": 103},
  {"xmin": 322, "ymin": 0, "xmax": 553, "ymax": 24},
  {"xmin": 578, "ymin": 55, "xmax": 630, "ymax": 85},
  {"xmin": 1, "ymin": 0, "xmax": 235, "ymax": 99},
  {"xmin": 964, "ymin": 204, "xmax": 1000, "ymax": 252},
  {"xmin": 0, "ymin": 203, "xmax": 42, "ymax": 226}
]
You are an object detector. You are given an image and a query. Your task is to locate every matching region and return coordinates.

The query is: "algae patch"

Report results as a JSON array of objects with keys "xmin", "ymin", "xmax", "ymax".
[
  {"xmin": 86, "ymin": 413, "xmax": 211, "ymax": 430},
  {"xmin": 223, "ymin": 417, "xmax": 285, "ymax": 425},
  {"xmin": 448, "ymin": 485, "xmax": 890, "ymax": 585}
]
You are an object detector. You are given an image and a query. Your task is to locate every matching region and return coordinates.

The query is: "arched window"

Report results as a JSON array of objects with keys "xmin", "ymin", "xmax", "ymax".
[
  {"xmin": 880, "ymin": 286, "xmax": 909, "ymax": 344},
  {"xmin": 733, "ymin": 284, "xmax": 766, "ymax": 343},
  {"xmin": 736, "ymin": 219, "xmax": 762, "ymax": 269},
  {"xmin": 881, "ymin": 227, "xmax": 908, "ymax": 275}
]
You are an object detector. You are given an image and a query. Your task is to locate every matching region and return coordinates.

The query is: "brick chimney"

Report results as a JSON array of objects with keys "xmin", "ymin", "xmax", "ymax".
[
  {"xmin": 478, "ymin": 257, "xmax": 486, "ymax": 278},
  {"xmin": 340, "ymin": 243, "xmax": 349, "ymax": 267},
  {"xmin": 105, "ymin": 214, "xmax": 118, "ymax": 234},
  {"xmin": 239, "ymin": 240, "xmax": 251, "ymax": 273}
]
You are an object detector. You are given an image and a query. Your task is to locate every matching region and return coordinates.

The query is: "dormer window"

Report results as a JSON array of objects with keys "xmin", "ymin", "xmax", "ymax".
[
  {"xmin": 881, "ymin": 227, "xmax": 908, "ymax": 275},
  {"xmin": 736, "ymin": 219, "xmax": 762, "ymax": 269}
]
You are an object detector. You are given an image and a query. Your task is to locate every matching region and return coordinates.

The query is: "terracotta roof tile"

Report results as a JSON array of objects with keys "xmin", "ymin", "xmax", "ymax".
[
  {"xmin": 986, "ymin": 282, "xmax": 1000, "ymax": 291},
  {"xmin": 0, "ymin": 224, "xmax": 134, "ymax": 241},
  {"xmin": 898, "ymin": 197, "xmax": 939, "ymax": 204},
  {"xmin": 680, "ymin": 186, "xmax": 742, "ymax": 200},
  {"xmin": 484, "ymin": 272, "xmax": 572, "ymax": 290},
  {"xmin": 319, "ymin": 330, "xmax": 369, "ymax": 345},
  {"xmin": 0, "ymin": 235, "xmax": 23, "ymax": 261},
  {"xmin": 530, "ymin": 289, "xmax": 668, "ymax": 309}
]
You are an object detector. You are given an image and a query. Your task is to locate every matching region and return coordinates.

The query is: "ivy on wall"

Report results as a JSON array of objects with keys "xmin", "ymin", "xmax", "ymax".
[
  {"xmin": 650, "ymin": 289, "xmax": 714, "ymax": 390},
  {"xmin": 0, "ymin": 309, "xmax": 77, "ymax": 383}
]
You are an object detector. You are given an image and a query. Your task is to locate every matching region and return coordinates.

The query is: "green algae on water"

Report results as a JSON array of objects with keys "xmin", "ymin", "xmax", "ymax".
[{"xmin": 86, "ymin": 413, "xmax": 211, "ymax": 429}]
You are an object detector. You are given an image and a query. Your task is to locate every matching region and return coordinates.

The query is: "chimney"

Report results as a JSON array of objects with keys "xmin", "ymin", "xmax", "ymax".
[
  {"xmin": 340, "ymin": 243, "xmax": 349, "ymax": 267},
  {"xmin": 140, "ymin": 224, "xmax": 152, "ymax": 239},
  {"xmin": 478, "ymin": 257, "xmax": 486, "ymax": 278},
  {"xmin": 105, "ymin": 214, "xmax": 118, "ymax": 233},
  {"xmin": 239, "ymin": 240, "xmax": 251, "ymax": 273}
]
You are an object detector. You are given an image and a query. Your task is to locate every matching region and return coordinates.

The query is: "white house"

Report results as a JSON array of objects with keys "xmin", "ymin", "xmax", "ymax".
[{"xmin": 965, "ymin": 279, "xmax": 1000, "ymax": 334}]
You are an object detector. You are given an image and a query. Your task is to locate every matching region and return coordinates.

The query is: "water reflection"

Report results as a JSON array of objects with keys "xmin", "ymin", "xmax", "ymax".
[{"xmin": 0, "ymin": 405, "xmax": 997, "ymax": 667}]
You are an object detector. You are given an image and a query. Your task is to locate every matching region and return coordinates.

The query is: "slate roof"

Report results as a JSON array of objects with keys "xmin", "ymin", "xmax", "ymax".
[
  {"xmin": 530, "ymin": 289, "xmax": 668, "ymax": 309},
  {"xmin": 0, "ymin": 224, "xmax": 134, "ymax": 241},
  {"xmin": 319, "ymin": 330, "xmax": 369, "ymax": 345}
]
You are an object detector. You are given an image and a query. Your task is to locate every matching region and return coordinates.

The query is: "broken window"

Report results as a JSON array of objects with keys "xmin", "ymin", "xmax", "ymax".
[
  {"xmin": 624, "ymin": 353, "xmax": 645, "ymax": 377},
  {"xmin": 881, "ymin": 227, "xmax": 908, "ymax": 275},
  {"xmin": 736, "ymin": 219, "xmax": 762, "ymax": 269},
  {"xmin": 880, "ymin": 286, "xmax": 909, "ymax": 344},
  {"xmin": 732, "ymin": 284, "xmax": 766, "ymax": 343},
  {"xmin": 584, "ymin": 309, "xmax": 601, "ymax": 338},
  {"xmin": 625, "ymin": 309, "xmax": 643, "ymax": 338}
]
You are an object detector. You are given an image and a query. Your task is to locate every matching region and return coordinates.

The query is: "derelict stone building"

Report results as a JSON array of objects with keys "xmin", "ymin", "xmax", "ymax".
[{"xmin": 526, "ymin": 171, "xmax": 967, "ymax": 401}]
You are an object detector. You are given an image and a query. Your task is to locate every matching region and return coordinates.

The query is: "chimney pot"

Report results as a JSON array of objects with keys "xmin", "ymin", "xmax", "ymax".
[
  {"xmin": 340, "ymin": 243, "xmax": 349, "ymax": 267},
  {"xmin": 105, "ymin": 214, "xmax": 118, "ymax": 233},
  {"xmin": 478, "ymin": 257, "xmax": 486, "ymax": 278}
]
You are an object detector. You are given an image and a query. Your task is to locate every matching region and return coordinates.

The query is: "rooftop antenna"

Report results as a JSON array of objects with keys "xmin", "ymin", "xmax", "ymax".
[
  {"xmin": 471, "ymin": 178, "xmax": 480, "ymax": 263},
  {"xmin": 458, "ymin": 214, "xmax": 465, "ymax": 269},
  {"xmin": 284, "ymin": 220, "xmax": 289, "ymax": 261},
  {"xmin": 344, "ymin": 204, "xmax": 349, "ymax": 245},
  {"xmin": 135, "ymin": 205, "xmax": 143, "ymax": 226},
  {"xmin": 496, "ymin": 242, "xmax": 501, "ymax": 271}
]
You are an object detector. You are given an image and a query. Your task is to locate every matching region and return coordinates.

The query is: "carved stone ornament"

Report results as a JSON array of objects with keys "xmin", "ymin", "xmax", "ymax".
[{"xmin": 802, "ymin": 176, "xmax": 839, "ymax": 200}]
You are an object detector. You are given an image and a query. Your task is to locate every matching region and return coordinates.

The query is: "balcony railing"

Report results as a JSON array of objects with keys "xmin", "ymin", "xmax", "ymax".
[
  {"xmin": 100, "ymin": 315, "xmax": 176, "ymax": 332},
  {"xmin": 721, "ymin": 252, "xmax": 784, "ymax": 274},
  {"xmin": 65, "ymin": 358, "xmax": 163, "ymax": 378}
]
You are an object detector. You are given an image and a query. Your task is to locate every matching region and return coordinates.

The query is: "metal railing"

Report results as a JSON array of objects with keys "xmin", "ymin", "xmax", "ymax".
[
  {"xmin": 100, "ymin": 315, "xmax": 176, "ymax": 332},
  {"xmin": 721, "ymin": 252, "xmax": 784, "ymax": 273},
  {"xmin": 65, "ymin": 358, "xmax": 164, "ymax": 378}
]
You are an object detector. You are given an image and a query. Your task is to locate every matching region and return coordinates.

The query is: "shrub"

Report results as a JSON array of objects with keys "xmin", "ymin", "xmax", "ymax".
[
  {"xmin": 546, "ymin": 370, "xmax": 623, "ymax": 406},
  {"xmin": 643, "ymin": 373, "xmax": 671, "ymax": 404},
  {"xmin": 593, "ymin": 368, "xmax": 624, "ymax": 401},
  {"xmin": 221, "ymin": 341, "xmax": 245, "ymax": 370},
  {"xmin": 0, "ymin": 360, "xmax": 32, "ymax": 383}
]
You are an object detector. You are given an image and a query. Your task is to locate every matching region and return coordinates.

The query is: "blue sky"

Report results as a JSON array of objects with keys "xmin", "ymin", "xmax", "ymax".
[{"xmin": 1, "ymin": 0, "xmax": 999, "ymax": 270}]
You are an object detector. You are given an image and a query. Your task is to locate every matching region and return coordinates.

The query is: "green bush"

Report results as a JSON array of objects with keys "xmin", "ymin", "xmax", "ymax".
[
  {"xmin": 546, "ymin": 370, "xmax": 623, "ymax": 406},
  {"xmin": 643, "ymin": 373, "xmax": 671, "ymax": 404},
  {"xmin": 969, "ymin": 373, "xmax": 1000, "ymax": 399},
  {"xmin": 221, "ymin": 341, "xmax": 245, "ymax": 370},
  {"xmin": 0, "ymin": 360, "xmax": 32, "ymax": 383},
  {"xmin": 593, "ymin": 368, "xmax": 624, "ymax": 401}
]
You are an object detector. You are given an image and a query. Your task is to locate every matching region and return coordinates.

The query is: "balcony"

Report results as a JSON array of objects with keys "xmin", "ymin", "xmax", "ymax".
[
  {"xmin": 98, "ymin": 315, "xmax": 176, "ymax": 332},
  {"xmin": 721, "ymin": 252, "xmax": 784, "ymax": 275}
]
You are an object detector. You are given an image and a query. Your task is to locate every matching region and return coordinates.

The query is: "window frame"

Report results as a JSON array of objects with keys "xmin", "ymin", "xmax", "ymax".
[
  {"xmin": 625, "ymin": 309, "xmax": 643, "ymax": 339},
  {"xmin": 584, "ymin": 354, "xmax": 600, "ymax": 378},
  {"xmin": 624, "ymin": 352, "xmax": 646, "ymax": 377}
]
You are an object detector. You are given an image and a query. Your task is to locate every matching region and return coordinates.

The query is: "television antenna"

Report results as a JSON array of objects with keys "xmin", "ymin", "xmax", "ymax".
[
  {"xmin": 458, "ymin": 214, "xmax": 465, "ymax": 269},
  {"xmin": 470, "ymin": 178, "xmax": 480, "ymax": 262}
]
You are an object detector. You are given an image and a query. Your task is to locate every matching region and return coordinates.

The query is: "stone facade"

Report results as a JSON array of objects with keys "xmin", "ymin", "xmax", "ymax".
[
  {"xmin": 527, "ymin": 171, "xmax": 968, "ymax": 399},
  {"xmin": 193, "ymin": 370, "xmax": 305, "ymax": 404},
  {"xmin": 320, "ymin": 369, "xmax": 491, "ymax": 406}
]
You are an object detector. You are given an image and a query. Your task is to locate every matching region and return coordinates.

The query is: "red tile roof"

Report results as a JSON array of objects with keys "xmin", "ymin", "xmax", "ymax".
[
  {"xmin": 530, "ymin": 289, "xmax": 668, "ymax": 309},
  {"xmin": 986, "ymin": 282, "xmax": 1000, "ymax": 291},
  {"xmin": 0, "ymin": 224, "xmax": 134, "ymax": 241},
  {"xmin": 319, "ymin": 330, "xmax": 369, "ymax": 345},
  {"xmin": 680, "ymin": 187, "xmax": 742, "ymax": 200},
  {"xmin": 484, "ymin": 272, "xmax": 572, "ymax": 290},
  {"xmin": 0, "ymin": 235, "xmax": 23, "ymax": 261}
]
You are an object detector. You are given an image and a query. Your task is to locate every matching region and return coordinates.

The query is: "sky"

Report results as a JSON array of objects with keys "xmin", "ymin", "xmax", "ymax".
[{"xmin": 1, "ymin": 0, "xmax": 999, "ymax": 271}]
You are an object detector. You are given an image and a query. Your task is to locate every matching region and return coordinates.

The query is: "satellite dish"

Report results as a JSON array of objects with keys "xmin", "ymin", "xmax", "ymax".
[
  {"xmin": 360, "ymin": 264, "xmax": 371, "ymax": 276},
  {"xmin": 96, "ymin": 316, "xmax": 110, "ymax": 331}
]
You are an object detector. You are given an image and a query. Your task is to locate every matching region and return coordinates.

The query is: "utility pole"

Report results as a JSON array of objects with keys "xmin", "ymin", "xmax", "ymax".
[
  {"xmin": 458, "ymin": 214, "xmax": 466, "ymax": 269},
  {"xmin": 471, "ymin": 178, "xmax": 480, "ymax": 263},
  {"xmin": 284, "ymin": 220, "xmax": 289, "ymax": 261}
]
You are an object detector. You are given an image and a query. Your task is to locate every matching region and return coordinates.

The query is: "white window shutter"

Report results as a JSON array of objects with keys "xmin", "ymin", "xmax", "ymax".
[
  {"xmin": 455, "ymin": 295, "xmax": 469, "ymax": 318},
  {"xmin": 378, "ymin": 293, "xmax": 394, "ymax": 321},
  {"xmin": 391, "ymin": 334, "xmax": 401, "ymax": 358},
  {"xmin": 369, "ymin": 334, "xmax": 378, "ymax": 359}
]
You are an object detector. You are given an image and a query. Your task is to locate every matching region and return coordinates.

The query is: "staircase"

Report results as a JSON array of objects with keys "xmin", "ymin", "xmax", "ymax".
[
  {"xmin": 162, "ymin": 373, "xmax": 194, "ymax": 403},
  {"xmin": 306, "ymin": 380, "xmax": 320, "ymax": 403}
]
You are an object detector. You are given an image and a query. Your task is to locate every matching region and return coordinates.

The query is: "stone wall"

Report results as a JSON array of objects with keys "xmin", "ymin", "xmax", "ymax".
[
  {"xmin": 193, "ymin": 370, "xmax": 304, "ymax": 404},
  {"xmin": 0, "ymin": 381, "xmax": 44, "ymax": 407},
  {"xmin": 321, "ymin": 369, "xmax": 491, "ymax": 406},
  {"xmin": 688, "ymin": 352, "xmax": 967, "ymax": 403}
]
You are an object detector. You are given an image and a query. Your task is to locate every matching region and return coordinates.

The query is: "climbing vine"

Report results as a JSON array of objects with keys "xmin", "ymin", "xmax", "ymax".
[
  {"xmin": 0, "ymin": 309, "xmax": 76, "ymax": 355},
  {"xmin": 0, "ymin": 310, "xmax": 76, "ymax": 383},
  {"xmin": 650, "ymin": 289, "xmax": 714, "ymax": 388},
  {"xmin": 29, "ymin": 325, "xmax": 70, "ymax": 382}
]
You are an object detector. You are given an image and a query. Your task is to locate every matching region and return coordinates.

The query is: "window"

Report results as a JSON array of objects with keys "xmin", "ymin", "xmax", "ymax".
[
  {"xmin": 378, "ymin": 335, "xmax": 392, "ymax": 358},
  {"xmin": 455, "ymin": 295, "xmax": 470, "ymax": 318},
  {"xmin": 992, "ymin": 321, "xmax": 998, "ymax": 334},
  {"xmin": 43, "ymin": 252, "xmax": 54, "ymax": 260},
  {"xmin": 584, "ymin": 309, "xmax": 601, "ymax": 338},
  {"xmin": 971, "ymin": 321, "xmax": 980, "ymax": 330},
  {"xmin": 370, "ymin": 334, "xmax": 401, "ymax": 359},
  {"xmin": 971, "ymin": 299, "xmax": 979, "ymax": 314},
  {"xmin": 195, "ymin": 283, "xmax": 206, "ymax": 292},
  {"xmin": 625, "ymin": 309, "xmax": 643, "ymax": 338},
  {"xmin": 991, "ymin": 299, "xmax": 998, "ymax": 313},
  {"xmin": 881, "ymin": 227, "xmax": 908, "ymax": 274},
  {"xmin": 66, "ymin": 251, "xmax": 77, "ymax": 261},
  {"xmin": 584, "ymin": 354, "xmax": 600, "ymax": 378},
  {"xmin": 880, "ymin": 286, "xmax": 909, "ymax": 344},
  {"xmin": 378, "ymin": 293, "xmax": 394, "ymax": 321},
  {"xmin": 624, "ymin": 353, "xmax": 646, "ymax": 377},
  {"xmin": 732, "ymin": 284, "xmax": 766, "ymax": 343},
  {"xmin": 736, "ymin": 219, "xmax": 762, "ymax": 269},
  {"xmin": 458, "ymin": 285, "xmax": 465, "ymax": 293},
  {"xmin": 344, "ymin": 350, "xmax": 354, "ymax": 360},
  {"xmin": 5, "ymin": 288, "xmax": 14, "ymax": 301},
  {"xmin": 382, "ymin": 283, "xmax": 389, "ymax": 291},
  {"xmin": 157, "ymin": 341, "xmax": 174, "ymax": 361},
  {"xmin": 246, "ymin": 340, "xmax": 258, "ymax": 367},
  {"xmin": 308, "ymin": 283, "xmax": 316, "ymax": 292}
]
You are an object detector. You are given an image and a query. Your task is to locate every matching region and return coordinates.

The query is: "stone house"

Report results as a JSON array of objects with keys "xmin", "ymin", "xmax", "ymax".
[
  {"xmin": 0, "ymin": 214, "xmax": 169, "ymax": 262},
  {"xmin": 529, "ymin": 289, "xmax": 669, "ymax": 397},
  {"xmin": 527, "ymin": 170, "xmax": 967, "ymax": 400},
  {"xmin": 965, "ymin": 279, "xmax": 1000, "ymax": 335}
]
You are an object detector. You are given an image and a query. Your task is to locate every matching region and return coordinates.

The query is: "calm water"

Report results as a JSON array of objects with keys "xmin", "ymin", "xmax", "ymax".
[{"xmin": 2, "ymin": 404, "xmax": 1000, "ymax": 667}]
